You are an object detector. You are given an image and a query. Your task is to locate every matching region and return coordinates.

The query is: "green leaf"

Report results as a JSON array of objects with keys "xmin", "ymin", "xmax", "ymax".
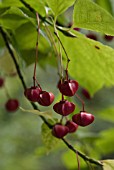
[
  {"xmin": 98, "ymin": 107, "xmax": 114, "ymax": 122},
  {"xmin": 0, "ymin": 0, "xmax": 23, "ymax": 7},
  {"xmin": 102, "ymin": 160, "xmax": 114, "ymax": 170},
  {"xmin": 20, "ymin": 107, "xmax": 53, "ymax": 120},
  {"xmin": 62, "ymin": 150, "xmax": 87, "ymax": 169},
  {"xmin": 41, "ymin": 123, "xmax": 60, "ymax": 153},
  {"xmin": 46, "ymin": 0, "xmax": 75, "ymax": 18},
  {"xmin": 0, "ymin": 7, "xmax": 35, "ymax": 30},
  {"xmin": 23, "ymin": 0, "xmax": 46, "ymax": 17},
  {"xmin": 73, "ymin": 0, "xmax": 114, "ymax": 35},
  {"xmin": 59, "ymin": 30, "xmax": 114, "ymax": 96},
  {"xmin": 95, "ymin": 0, "xmax": 113, "ymax": 15}
]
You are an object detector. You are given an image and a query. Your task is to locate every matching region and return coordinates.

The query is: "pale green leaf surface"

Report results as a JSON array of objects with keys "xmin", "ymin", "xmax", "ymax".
[
  {"xmin": 59, "ymin": 30, "xmax": 114, "ymax": 95},
  {"xmin": 20, "ymin": 107, "xmax": 53, "ymax": 120},
  {"xmin": 95, "ymin": 0, "xmax": 113, "ymax": 15},
  {"xmin": 73, "ymin": 0, "xmax": 114, "ymax": 35},
  {"xmin": 0, "ymin": 0, "xmax": 23, "ymax": 7},
  {"xmin": 0, "ymin": 7, "xmax": 35, "ymax": 30},
  {"xmin": 41, "ymin": 123, "xmax": 60, "ymax": 153},
  {"xmin": 102, "ymin": 160, "xmax": 114, "ymax": 170},
  {"xmin": 23, "ymin": 0, "xmax": 46, "ymax": 16},
  {"xmin": 46, "ymin": 0, "xmax": 75, "ymax": 18}
]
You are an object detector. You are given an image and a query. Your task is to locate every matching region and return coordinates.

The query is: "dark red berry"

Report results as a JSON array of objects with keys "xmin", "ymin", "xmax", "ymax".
[
  {"xmin": 65, "ymin": 121, "xmax": 78, "ymax": 133},
  {"xmin": 72, "ymin": 111, "xmax": 94, "ymax": 127},
  {"xmin": 24, "ymin": 86, "xmax": 42, "ymax": 102},
  {"xmin": 86, "ymin": 34, "xmax": 97, "ymax": 41},
  {"xmin": 82, "ymin": 89, "xmax": 91, "ymax": 99},
  {"xmin": 53, "ymin": 100, "xmax": 75, "ymax": 116},
  {"xmin": 58, "ymin": 80, "xmax": 78, "ymax": 97},
  {"xmin": 73, "ymin": 27, "xmax": 80, "ymax": 31},
  {"xmin": 52, "ymin": 124, "xmax": 69, "ymax": 138},
  {"xmin": 0, "ymin": 77, "xmax": 4, "ymax": 87},
  {"xmin": 104, "ymin": 35, "xmax": 114, "ymax": 41},
  {"xmin": 38, "ymin": 91, "xmax": 54, "ymax": 106},
  {"xmin": 5, "ymin": 99, "xmax": 19, "ymax": 112}
]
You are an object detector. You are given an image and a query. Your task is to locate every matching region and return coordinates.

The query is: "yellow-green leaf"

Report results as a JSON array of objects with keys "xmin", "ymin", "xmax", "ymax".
[
  {"xmin": 102, "ymin": 160, "xmax": 114, "ymax": 170},
  {"xmin": 46, "ymin": 0, "xmax": 75, "ymax": 18},
  {"xmin": 20, "ymin": 107, "xmax": 53, "ymax": 120},
  {"xmin": 59, "ymin": 30, "xmax": 114, "ymax": 96},
  {"xmin": 41, "ymin": 123, "xmax": 60, "ymax": 153},
  {"xmin": 73, "ymin": 0, "xmax": 114, "ymax": 35}
]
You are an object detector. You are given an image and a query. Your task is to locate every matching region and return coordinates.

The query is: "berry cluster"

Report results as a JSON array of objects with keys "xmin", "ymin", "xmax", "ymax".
[
  {"xmin": 24, "ymin": 85, "xmax": 54, "ymax": 106},
  {"xmin": 0, "ymin": 77, "xmax": 19, "ymax": 112},
  {"xmin": 52, "ymin": 79, "xmax": 94, "ymax": 139},
  {"xmin": 24, "ymin": 17, "xmax": 94, "ymax": 139}
]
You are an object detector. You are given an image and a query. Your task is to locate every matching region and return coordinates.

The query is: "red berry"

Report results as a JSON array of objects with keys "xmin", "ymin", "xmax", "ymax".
[
  {"xmin": 86, "ymin": 34, "xmax": 97, "ymax": 41},
  {"xmin": 104, "ymin": 35, "xmax": 114, "ymax": 41},
  {"xmin": 73, "ymin": 27, "xmax": 80, "ymax": 31},
  {"xmin": 5, "ymin": 99, "xmax": 19, "ymax": 112},
  {"xmin": 53, "ymin": 100, "xmax": 75, "ymax": 116},
  {"xmin": 65, "ymin": 121, "xmax": 78, "ymax": 133},
  {"xmin": 72, "ymin": 111, "xmax": 94, "ymax": 127},
  {"xmin": 24, "ymin": 86, "xmax": 42, "ymax": 102},
  {"xmin": 58, "ymin": 80, "xmax": 78, "ymax": 96},
  {"xmin": 38, "ymin": 91, "xmax": 54, "ymax": 106},
  {"xmin": 0, "ymin": 77, "xmax": 4, "ymax": 87},
  {"xmin": 82, "ymin": 89, "xmax": 91, "ymax": 99},
  {"xmin": 52, "ymin": 124, "xmax": 69, "ymax": 138}
]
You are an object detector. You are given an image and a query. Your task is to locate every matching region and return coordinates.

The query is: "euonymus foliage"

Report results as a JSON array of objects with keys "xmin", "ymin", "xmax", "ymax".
[{"xmin": 1, "ymin": 0, "xmax": 114, "ymax": 170}]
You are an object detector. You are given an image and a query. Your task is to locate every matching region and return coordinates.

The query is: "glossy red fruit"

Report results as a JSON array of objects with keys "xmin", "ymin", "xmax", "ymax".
[
  {"xmin": 104, "ymin": 35, "xmax": 114, "ymax": 41},
  {"xmin": 24, "ymin": 86, "xmax": 42, "ymax": 102},
  {"xmin": 52, "ymin": 124, "xmax": 69, "ymax": 138},
  {"xmin": 53, "ymin": 100, "xmax": 75, "ymax": 116},
  {"xmin": 5, "ymin": 99, "xmax": 19, "ymax": 112},
  {"xmin": 65, "ymin": 121, "xmax": 78, "ymax": 133},
  {"xmin": 38, "ymin": 91, "xmax": 54, "ymax": 106},
  {"xmin": 0, "ymin": 77, "xmax": 4, "ymax": 87},
  {"xmin": 82, "ymin": 89, "xmax": 91, "ymax": 99},
  {"xmin": 58, "ymin": 80, "xmax": 78, "ymax": 97},
  {"xmin": 72, "ymin": 111, "xmax": 94, "ymax": 127},
  {"xmin": 86, "ymin": 34, "xmax": 97, "ymax": 41}
]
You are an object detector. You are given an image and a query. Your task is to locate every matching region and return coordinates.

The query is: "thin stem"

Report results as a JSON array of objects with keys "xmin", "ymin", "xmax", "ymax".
[
  {"xmin": 33, "ymin": 12, "xmax": 40, "ymax": 87},
  {"xmin": 44, "ymin": 24, "xmax": 61, "ymax": 77},
  {"xmin": 76, "ymin": 151, "xmax": 80, "ymax": 170},
  {"xmin": 62, "ymin": 138, "xmax": 103, "ymax": 167},
  {"xmin": 75, "ymin": 93, "xmax": 85, "ymax": 111},
  {"xmin": 53, "ymin": 21, "xmax": 64, "ymax": 80},
  {"xmin": 54, "ymin": 31, "xmax": 70, "ymax": 80}
]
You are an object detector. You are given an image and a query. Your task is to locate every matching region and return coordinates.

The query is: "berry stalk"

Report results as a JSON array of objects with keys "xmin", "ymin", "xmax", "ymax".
[
  {"xmin": 33, "ymin": 12, "xmax": 40, "ymax": 87},
  {"xmin": 76, "ymin": 151, "xmax": 80, "ymax": 170},
  {"xmin": 75, "ymin": 93, "xmax": 85, "ymax": 111},
  {"xmin": 54, "ymin": 30, "xmax": 70, "ymax": 80},
  {"xmin": 44, "ymin": 24, "xmax": 64, "ymax": 79}
]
